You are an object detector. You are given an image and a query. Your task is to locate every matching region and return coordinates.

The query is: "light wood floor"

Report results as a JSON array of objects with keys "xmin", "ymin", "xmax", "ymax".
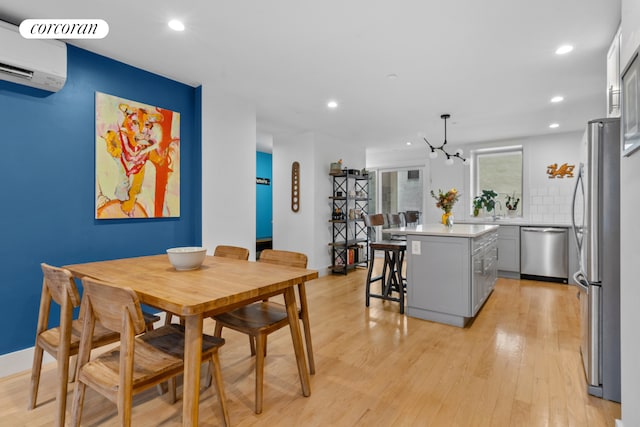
[{"xmin": 1, "ymin": 265, "xmax": 621, "ymax": 426}]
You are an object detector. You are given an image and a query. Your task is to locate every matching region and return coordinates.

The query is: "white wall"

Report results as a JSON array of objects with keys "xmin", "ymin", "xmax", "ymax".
[
  {"xmin": 367, "ymin": 148, "xmax": 429, "ymax": 170},
  {"xmin": 459, "ymin": 131, "xmax": 582, "ymax": 224},
  {"xmin": 201, "ymin": 87, "xmax": 257, "ymax": 259},
  {"xmin": 368, "ymin": 131, "xmax": 582, "ymax": 225},
  {"xmin": 522, "ymin": 132, "xmax": 582, "ymax": 224},
  {"xmin": 272, "ymin": 132, "xmax": 316, "ymax": 263},
  {"xmin": 273, "ymin": 131, "xmax": 364, "ymax": 274},
  {"xmin": 620, "ymin": 1, "xmax": 640, "ymax": 425}
]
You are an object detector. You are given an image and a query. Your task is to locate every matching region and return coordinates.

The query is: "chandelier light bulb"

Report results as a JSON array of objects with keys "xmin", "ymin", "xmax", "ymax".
[
  {"xmin": 456, "ymin": 148, "xmax": 464, "ymax": 156},
  {"xmin": 445, "ymin": 157, "xmax": 454, "ymax": 166},
  {"xmin": 429, "ymin": 150, "xmax": 438, "ymax": 159}
]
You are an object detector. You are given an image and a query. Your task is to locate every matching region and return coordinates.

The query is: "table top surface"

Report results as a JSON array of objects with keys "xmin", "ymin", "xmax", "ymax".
[
  {"xmin": 65, "ymin": 254, "xmax": 318, "ymax": 317},
  {"xmin": 387, "ymin": 223, "xmax": 499, "ymax": 238}
]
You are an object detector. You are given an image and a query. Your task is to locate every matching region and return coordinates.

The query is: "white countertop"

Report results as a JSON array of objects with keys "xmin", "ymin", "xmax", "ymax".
[{"xmin": 387, "ymin": 224, "xmax": 499, "ymax": 238}]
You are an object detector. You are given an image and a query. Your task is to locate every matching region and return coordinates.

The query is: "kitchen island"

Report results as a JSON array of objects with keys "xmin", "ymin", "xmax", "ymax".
[{"xmin": 388, "ymin": 224, "xmax": 499, "ymax": 327}]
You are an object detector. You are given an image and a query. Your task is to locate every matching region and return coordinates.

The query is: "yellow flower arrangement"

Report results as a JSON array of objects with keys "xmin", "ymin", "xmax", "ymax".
[{"xmin": 430, "ymin": 188, "xmax": 460, "ymax": 213}]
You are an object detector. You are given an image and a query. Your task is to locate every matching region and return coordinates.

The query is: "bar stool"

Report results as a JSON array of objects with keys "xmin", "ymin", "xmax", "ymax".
[
  {"xmin": 386, "ymin": 213, "xmax": 405, "ymax": 241},
  {"xmin": 403, "ymin": 210, "xmax": 420, "ymax": 227},
  {"xmin": 363, "ymin": 214, "xmax": 407, "ymax": 314}
]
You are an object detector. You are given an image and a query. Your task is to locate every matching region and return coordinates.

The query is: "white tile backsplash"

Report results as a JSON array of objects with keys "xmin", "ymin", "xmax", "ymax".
[{"xmin": 527, "ymin": 186, "xmax": 575, "ymax": 224}]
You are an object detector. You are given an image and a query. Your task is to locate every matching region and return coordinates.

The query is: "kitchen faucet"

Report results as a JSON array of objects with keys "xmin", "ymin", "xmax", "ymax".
[{"xmin": 493, "ymin": 201, "xmax": 502, "ymax": 220}]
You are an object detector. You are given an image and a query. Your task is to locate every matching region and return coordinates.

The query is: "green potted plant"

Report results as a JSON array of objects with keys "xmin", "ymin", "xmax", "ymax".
[
  {"xmin": 505, "ymin": 193, "xmax": 520, "ymax": 217},
  {"xmin": 473, "ymin": 189, "xmax": 497, "ymax": 216},
  {"xmin": 472, "ymin": 197, "xmax": 483, "ymax": 217}
]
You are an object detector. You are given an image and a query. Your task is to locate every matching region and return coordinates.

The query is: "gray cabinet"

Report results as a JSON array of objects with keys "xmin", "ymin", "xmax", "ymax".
[
  {"xmin": 497, "ymin": 225, "xmax": 520, "ymax": 277},
  {"xmin": 407, "ymin": 230, "xmax": 498, "ymax": 327},
  {"xmin": 472, "ymin": 231, "xmax": 498, "ymax": 315}
]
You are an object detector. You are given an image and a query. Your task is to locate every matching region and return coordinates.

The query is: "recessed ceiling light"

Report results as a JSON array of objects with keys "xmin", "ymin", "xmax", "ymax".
[
  {"xmin": 549, "ymin": 123, "xmax": 560, "ymax": 129},
  {"xmin": 168, "ymin": 20, "xmax": 185, "ymax": 31},
  {"xmin": 551, "ymin": 96, "xmax": 564, "ymax": 103},
  {"xmin": 555, "ymin": 44, "xmax": 573, "ymax": 55},
  {"xmin": 327, "ymin": 100, "xmax": 338, "ymax": 109},
  {"xmin": 387, "ymin": 73, "xmax": 398, "ymax": 80},
  {"xmin": 406, "ymin": 141, "xmax": 412, "ymax": 146}
]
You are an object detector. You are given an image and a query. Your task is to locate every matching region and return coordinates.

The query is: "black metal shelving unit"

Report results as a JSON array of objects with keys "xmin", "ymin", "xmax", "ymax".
[{"xmin": 329, "ymin": 172, "xmax": 369, "ymax": 274}]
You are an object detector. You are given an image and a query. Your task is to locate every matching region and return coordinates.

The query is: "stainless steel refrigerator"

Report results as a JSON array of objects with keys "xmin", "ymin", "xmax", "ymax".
[{"xmin": 571, "ymin": 117, "xmax": 620, "ymax": 402}]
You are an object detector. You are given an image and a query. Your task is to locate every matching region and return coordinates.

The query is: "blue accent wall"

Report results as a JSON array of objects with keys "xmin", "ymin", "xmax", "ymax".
[
  {"xmin": 0, "ymin": 45, "xmax": 201, "ymax": 355},
  {"xmin": 256, "ymin": 152, "xmax": 272, "ymax": 240}
]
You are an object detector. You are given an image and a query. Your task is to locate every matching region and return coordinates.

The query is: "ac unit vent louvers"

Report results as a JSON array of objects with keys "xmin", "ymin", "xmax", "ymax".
[{"xmin": 0, "ymin": 62, "xmax": 34, "ymax": 80}]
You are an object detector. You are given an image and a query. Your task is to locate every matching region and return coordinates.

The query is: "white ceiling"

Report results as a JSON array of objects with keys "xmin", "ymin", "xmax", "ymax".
[{"xmin": 0, "ymin": 1, "xmax": 621, "ymax": 153}]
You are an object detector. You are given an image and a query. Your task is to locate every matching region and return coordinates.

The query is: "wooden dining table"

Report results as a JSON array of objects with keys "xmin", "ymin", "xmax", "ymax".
[{"xmin": 65, "ymin": 254, "xmax": 319, "ymax": 426}]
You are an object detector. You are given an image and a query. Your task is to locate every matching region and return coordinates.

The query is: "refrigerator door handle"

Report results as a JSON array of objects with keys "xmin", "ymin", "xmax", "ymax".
[
  {"xmin": 573, "ymin": 271, "xmax": 589, "ymax": 292},
  {"xmin": 571, "ymin": 163, "xmax": 584, "ymax": 255}
]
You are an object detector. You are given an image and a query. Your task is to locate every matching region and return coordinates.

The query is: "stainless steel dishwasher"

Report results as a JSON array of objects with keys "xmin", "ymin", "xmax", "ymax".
[{"xmin": 520, "ymin": 227, "xmax": 568, "ymax": 283}]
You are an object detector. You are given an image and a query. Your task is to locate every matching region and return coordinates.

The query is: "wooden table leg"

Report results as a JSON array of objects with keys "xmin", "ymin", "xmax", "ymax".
[
  {"xmin": 183, "ymin": 314, "xmax": 203, "ymax": 427},
  {"xmin": 284, "ymin": 286, "xmax": 311, "ymax": 397}
]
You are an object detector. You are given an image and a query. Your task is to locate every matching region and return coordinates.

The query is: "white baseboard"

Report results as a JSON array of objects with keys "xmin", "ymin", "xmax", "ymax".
[
  {"xmin": 0, "ymin": 347, "xmax": 55, "ymax": 379},
  {"xmin": 0, "ymin": 311, "xmax": 164, "ymax": 379},
  {"xmin": 615, "ymin": 419, "xmax": 624, "ymax": 427}
]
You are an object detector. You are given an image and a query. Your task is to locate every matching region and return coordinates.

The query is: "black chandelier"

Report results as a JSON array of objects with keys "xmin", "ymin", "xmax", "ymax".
[{"xmin": 423, "ymin": 114, "xmax": 468, "ymax": 165}]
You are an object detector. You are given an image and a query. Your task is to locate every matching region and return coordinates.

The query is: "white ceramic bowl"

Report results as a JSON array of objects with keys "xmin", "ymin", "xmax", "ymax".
[{"xmin": 166, "ymin": 247, "xmax": 207, "ymax": 271}]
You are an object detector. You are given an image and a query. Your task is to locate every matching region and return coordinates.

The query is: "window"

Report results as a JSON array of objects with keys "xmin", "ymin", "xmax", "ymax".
[{"xmin": 473, "ymin": 146, "xmax": 522, "ymax": 214}]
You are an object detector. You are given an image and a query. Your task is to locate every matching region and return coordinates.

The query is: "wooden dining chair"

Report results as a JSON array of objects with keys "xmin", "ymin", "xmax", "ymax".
[
  {"xmin": 28, "ymin": 263, "xmax": 124, "ymax": 427},
  {"xmin": 214, "ymin": 244, "xmax": 250, "ymax": 260},
  {"xmin": 71, "ymin": 277, "xmax": 230, "ymax": 427},
  {"xmin": 212, "ymin": 249, "xmax": 314, "ymax": 414}
]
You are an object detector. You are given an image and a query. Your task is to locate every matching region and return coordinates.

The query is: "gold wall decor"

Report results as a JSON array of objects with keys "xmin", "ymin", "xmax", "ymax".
[
  {"xmin": 291, "ymin": 161, "xmax": 300, "ymax": 212},
  {"xmin": 546, "ymin": 163, "xmax": 575, "ymax": 178}
]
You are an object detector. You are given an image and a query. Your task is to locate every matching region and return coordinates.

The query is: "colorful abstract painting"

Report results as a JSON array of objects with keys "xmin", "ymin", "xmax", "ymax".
[{"xmin": 95, "ymin": 92, "xmax": 180, "ymax": 219}]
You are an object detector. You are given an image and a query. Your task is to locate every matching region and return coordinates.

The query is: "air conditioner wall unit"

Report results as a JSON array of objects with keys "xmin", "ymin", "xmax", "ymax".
[{"xmin": 0, "ymin": 20, "xmax": 67, "ymax": 92}]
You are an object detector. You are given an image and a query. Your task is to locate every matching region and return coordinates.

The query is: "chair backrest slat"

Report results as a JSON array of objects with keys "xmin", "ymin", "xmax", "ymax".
[
  {"xmin": 387, "ymin": 213, "xmax": 402, "ymax": 227},
  {"xmin": 214, "ymin": 245, "xmax": 250, "ymax": 260},
  {"xmin": 364, "ymin": 213, "xmax": 385, "ymax": 228},
  {"xmin": 41, "ymin": 263, "xmax": 81, "ymax": 308},
  {"xmin": 81, "ymin": 278, "xmax": 145, "ymax": 335},
  {"xmin": 259, "ymin": 249, "xmax": 307, "ymax": 269},
  {"xmin": 404, "ymin": 210, "xmax": 420, "ymax": 225}
]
